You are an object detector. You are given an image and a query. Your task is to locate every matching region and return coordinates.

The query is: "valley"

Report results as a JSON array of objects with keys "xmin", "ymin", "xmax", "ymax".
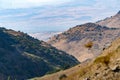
[
  {"xmin": 0, "ymin": 1, "xmax": 119, "ymax": 80},
  {"xmin": 30, "ymin": 11, "xmax": 120, "ymax": 80}
]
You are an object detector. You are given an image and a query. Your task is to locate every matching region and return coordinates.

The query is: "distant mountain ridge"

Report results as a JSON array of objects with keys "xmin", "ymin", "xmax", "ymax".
[
  {"xmin": 0, "ymin": 27, "xmax": 79, "ymax": 80},
  {"xmin": 29, "ymin": 31, "xmax": 62, "ymax": 41},
  {"xmin": 97, "ymin": 11, "xmax": 120, "ymax": 28},
  {"xmin": 48, "ymin": 23, "xmax": 120, "ymax": 62}
]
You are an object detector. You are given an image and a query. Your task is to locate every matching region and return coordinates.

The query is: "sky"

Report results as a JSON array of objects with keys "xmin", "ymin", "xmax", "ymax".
[{"xmin": 0, "ymin": 0, "xmax": 120, "ymax": 33}]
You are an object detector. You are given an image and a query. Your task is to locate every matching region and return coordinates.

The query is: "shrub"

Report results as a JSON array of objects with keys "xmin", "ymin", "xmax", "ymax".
[
  {"xmin": 84, "ymin": 41, "xmax": 93, "ymax": 49},
  {"xmin": 94, "ymin": 55, "xmax": 110, "ymax": 66},
  {"xmin": 59, "ymin": 74, "xmax": 67, "ymax": 80}
]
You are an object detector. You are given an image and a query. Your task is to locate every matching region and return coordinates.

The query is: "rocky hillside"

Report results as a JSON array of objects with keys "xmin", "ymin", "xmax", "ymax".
[
  {"xmin": 60, "ymin": 37, "xmax": 120, "ymax": 80},
  {"xmin": 32, "ymin": 37, "xmax": 120, "ymax": 80},
  {"xmin": 97, "ymin": 11, "xmax": 120, "ymax": 28},
  {"xmin": 0, "ymin": 27, "xmax": 79, "ymax": 80},
  {"xmin": 48, "ymin": 23, "xmax": 120, "ymax": 62}
]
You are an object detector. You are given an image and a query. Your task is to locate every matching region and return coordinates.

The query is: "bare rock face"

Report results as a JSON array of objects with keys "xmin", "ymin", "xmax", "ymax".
[
  {"xmin": 48, "ymin": 23, "xmax": 120, "ymax": 62},
  {"xmin": 97, "ymin": 11, "xmax": 120, "ymax": 28}
]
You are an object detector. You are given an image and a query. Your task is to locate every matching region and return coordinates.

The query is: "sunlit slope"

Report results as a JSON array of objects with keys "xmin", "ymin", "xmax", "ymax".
[{"xmin": 34, "ymin": 37, "xmax": 120, "ymax": 80}]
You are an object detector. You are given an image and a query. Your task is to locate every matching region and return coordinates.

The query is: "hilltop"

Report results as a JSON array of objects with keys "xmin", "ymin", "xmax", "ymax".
[{"xmin": 97, "ymin": 11, "xmax": 120, "ymax": 28}]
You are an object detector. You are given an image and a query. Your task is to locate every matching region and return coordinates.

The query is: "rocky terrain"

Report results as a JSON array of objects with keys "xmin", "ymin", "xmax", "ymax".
[
  {"xmin": 0, "ymin": 27, "xmax": 79, "ymax": 80},
  {"xmin": 48, "ymin": 23, "xmax": 120, "ymax": 62},
  {"xmin": 31, "ymin": 37, "xmax": 120, "ymax": 80},
  {"xmin": 63, "ymin": 37, "xmax": 120, "ymax": 80},
  {"xmin": 26, "ymin": 10, "xmax": 120, "ymax": 80},
  {"xmin": 97, "ymin": 11, "xmax": 120, "ymax": 28}
]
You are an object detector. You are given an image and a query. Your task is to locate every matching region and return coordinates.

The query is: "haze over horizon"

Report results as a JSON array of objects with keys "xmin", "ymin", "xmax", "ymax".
[{"xmin": 0, "ymin": 0, "xmax": 120, "ymax": 33}]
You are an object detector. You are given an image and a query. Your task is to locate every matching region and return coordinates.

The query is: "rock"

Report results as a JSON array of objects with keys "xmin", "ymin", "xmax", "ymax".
[{"xmin": 110, "ymin": 65, "xmax": 120, "ymax": 72}]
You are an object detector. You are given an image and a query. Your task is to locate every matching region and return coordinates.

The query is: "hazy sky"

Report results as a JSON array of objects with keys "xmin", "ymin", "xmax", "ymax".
[{"xmin": 0, "ymin": 0, "xmax": 120, "ymax": 33}]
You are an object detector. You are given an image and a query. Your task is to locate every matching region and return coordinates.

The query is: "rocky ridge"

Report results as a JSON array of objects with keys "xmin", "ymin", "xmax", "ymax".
[{"xmin": 97, "ymin": 11, "xmax": 120, "ymax": 28}]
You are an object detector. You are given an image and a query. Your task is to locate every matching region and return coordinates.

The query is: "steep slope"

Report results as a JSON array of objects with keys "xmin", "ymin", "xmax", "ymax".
[
  {"xmin": 97, "ymin": 11, "xmax": 120, "ymax": 28},
  {"xmin": 32, "ymin": 37, "xmax": 120, "ymax": 80},
  {"xmin": 0, "ymin": 27, "xmax": 79, "ymax": 80},
  {"xmin": 48, "ymin": 23, "xmax": 120, "ymax": 62},
  {"xmin": 60, "ymin": 37, "xmax": 120, "ymax": 80}
]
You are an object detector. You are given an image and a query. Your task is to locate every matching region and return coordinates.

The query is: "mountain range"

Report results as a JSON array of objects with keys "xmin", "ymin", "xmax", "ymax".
[
  {"xmin": 48, "ymin": 11, "xmax": 120, "ymax": 62},
  {"xmin": 29, "ymin": 32, "xmax": 62, "ymax": 41},
  {"xmin": 30, "ymin": 11, "xmax": 120, "ymax": 80},
  {"xmin": 0, "ymin": 10, "xmax": 120, "ymax": 80}
]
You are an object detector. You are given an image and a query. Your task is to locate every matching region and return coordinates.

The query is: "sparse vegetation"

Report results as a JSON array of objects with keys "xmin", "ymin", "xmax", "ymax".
[
  {"xmin": 94, "ymin": 55, "xmax": 110, "ymax": 66},
  {"xmin": 94, "ymin": 50, "xmax": 116, "ymax": 66},
  {"xmin": 34, "ymin": 38, "xmax": 120, "ymax": 80}
]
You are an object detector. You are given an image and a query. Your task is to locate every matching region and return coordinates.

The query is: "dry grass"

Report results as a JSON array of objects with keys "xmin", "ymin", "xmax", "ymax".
[
  {"xmin": 61, "ymin": 38, "xmax": 120, "ymax": 80},
  {"xmin": 94, "ymin": 54, "xmax": 110, "ymax": 66}
]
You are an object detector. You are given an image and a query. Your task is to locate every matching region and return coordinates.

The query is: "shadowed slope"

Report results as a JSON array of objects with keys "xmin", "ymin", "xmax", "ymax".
[{"xmin": 0, "ymin": 27, "xmax": 79, "ymax": 80}]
